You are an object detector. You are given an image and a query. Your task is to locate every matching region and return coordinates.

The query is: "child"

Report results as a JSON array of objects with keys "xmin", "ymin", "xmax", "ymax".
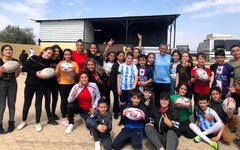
[
  {"xmin": 132, "ymin": 48, "xmax": 141, "ymax": 65},
  {"xmin": 88, "ymin": 42, "xmax": 103, "ymax": 66},
  {"xmin": 110, "ymin": 51, "xmax": 125, "ymax": 119},
  {"xmin": 142, "ymin": 85, "xmax": 155, "ymax": 117},
  {"xmin": 137, "ymin": 54, "xmax": 153, "ymax": 92},
  {"xmin": 197, "ymin": 86, "xmax": 240, "ymax": 147},
  {"xmin": 86, "ymin": 99, "xmax": 112, "ymax": 150},
  {"xmin": 191, "ymin": 53, "xmax": 211, "ymax": 112},
  {"xmin": 189, "ymin": 95, "xmax": 223, "ymax": 150},
  {"xmin": 117, "ymin": 52, "xmax": 138, "ymax": 106},
  {"xmin": 0, "ymin": 45, "xmax": 19, "ymax": 133},
  {"xmin": 145, "ymin": 92, "xmax": 180, "ymax": 150},
  {"xmin": 55, "ymin": 49, "xmax": 79, "ymax": 126},
  {"xmin": 176, "ymin": 51, "xmax": 193, "ymax": 98},
  {"xmin": 146, "ymin": 53, "xmax": 155, "ymax": 71},
  {"xmin": 112, "ymin": 89, "xmax": 148, "ymax": 149},
  {"xmin": 171, "ymin": 83, "xmax": 195, "ymax": 139},
  {"xmin": 170, "ymin": 50, "xmax": 181, "ymax": 95},
  {"xmin": 210, "ymin": 50, "xmax": 234, "ymax": 99}
]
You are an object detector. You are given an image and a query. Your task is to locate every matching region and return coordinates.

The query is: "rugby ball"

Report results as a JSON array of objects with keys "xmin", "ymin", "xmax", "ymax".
[
  {"xmin": 195, "ymin": 68, "xmax": 208, "ymax": 81},
  {"xmin": 3, "ymin": 61, "xmax": 19, "ymax": 73},
  {"xmin": 126, "ymin": 108, "xmax": 143, "ymax": 120},
  {"xmin": 39, "ymin": 68, "xmax": 55, "ymax": 79},
  {"xmin": 103, "ymin": 67, "xmax": 111, "ymax": 73},
  {"xmin": 174, "ymin": 97, "xmax": 191, "ymax": 108},
  {"xmin": 60, "ymin": 62, "xmax": 74, "ymax": 72},
  {"xmin": 222, "ymin": 97, "xmax": 236, "ymax": 113}
]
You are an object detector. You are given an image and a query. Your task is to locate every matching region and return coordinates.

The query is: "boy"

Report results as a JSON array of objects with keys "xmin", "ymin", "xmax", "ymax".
[
  {"xmin": 112, "ymin": 89, "xmax": 148, "ymax": 150},
  {"xmin": 197, "ymin": 86, "xmax": 240, "ymax": 147},
  {"xmin": 86, "ymin": 99, "xmax": 112, "ymax": 150},
  {"xmin": 142, "ymin": 84, "xmax": 155, "ymax": 117},
  {"xmin": 191, "ymin": 52, "xmax": 211, "ymax": 104},
  {"xmin": 137, "ymin": 54, "xmax": 153, "ymax": 92},
  {"xmin": 117, "ymin": 52, "xmax": 138, "ymax": 106},
  {"xmin": 210, "ymin": 50, "xmax": 234, "ymax": 99},
  {"xmin": 189, "ymin": 95, "xmax": 223, "ymax": 150}
]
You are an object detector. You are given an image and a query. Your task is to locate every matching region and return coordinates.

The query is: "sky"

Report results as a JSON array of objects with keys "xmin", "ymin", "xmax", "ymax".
[{"xmin": 0, "ymin": 0, "xmax": 240, "ymax": 50}]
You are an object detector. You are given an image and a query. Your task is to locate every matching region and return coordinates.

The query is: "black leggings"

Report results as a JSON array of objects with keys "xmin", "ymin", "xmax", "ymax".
[
  {"xmin": 67, "ymin": 102, "xmax": 90, "ymax": 124},
  {"xmin": 59, "ymin": 84, "xmax": 74, "ymax": 118},
  {"xmin": 43, "ymin": 88, "xmax": 51, "ymax": 119},
  {"xmin": 22, "ymin": 85, "xmax": 44, "ymax": 123},
  {"xmin": 113, "ymin": 90, "xmax": 120, "ymax": 115},
  {"xmin": 50, "ymin": 85, "xmax": 59, "ymax": 115}
]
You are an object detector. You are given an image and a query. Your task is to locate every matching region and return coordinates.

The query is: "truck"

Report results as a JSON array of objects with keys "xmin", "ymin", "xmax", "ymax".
[{"xmin": 197, "ymin": 33, "xmax": 240, "ymax": 61}]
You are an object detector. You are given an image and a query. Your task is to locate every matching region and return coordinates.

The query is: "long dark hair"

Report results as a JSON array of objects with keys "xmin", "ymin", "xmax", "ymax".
[
  {"xmin": 1, "ymin": 44, "xmax": 13, "ymax": 55},
  {"xmin": 52, "ymin": 44, "xmax": 63, "ymax": 60},
  {"xmin": 63, "ymin": 49, "xmax": 72, "ymax": 60},
  {"xmin": 105, "ymin": 51, "xmax": 116, "ymax": 63}
]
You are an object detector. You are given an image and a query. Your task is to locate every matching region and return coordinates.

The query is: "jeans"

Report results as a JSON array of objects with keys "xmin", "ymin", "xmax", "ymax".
[
  {"xmin": 170, "ymin": 78, "xmax": 176, "ymax": 95},
  {"xmin": 0, "ymin": 79, "xmax": 17, "ymax": 124}
]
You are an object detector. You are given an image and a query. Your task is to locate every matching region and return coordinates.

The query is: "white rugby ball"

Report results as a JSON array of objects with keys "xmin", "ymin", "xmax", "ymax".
[
  {"xmin": 222, "ymin": 97, "xmax": 236, "ymax": 113},
  {"xmin": 60, "ymin": 62, "xmax": 74, "ymax": 72},
  {"xmin": 3, "ymin": 61, "xmax": 19, "ymax": 73},
  {"xmin": 174, "ymin": 97, "xmax": 191, "ymax": 108},
  {"xmin": 39, "ymin": 68, "xmax": 55, "ymax": 79},
  {"xmin": 103, "ymin": 67, "xmax": 111, "ymax": 73},
  {"xmin": 195, "ymin": 68, "xmax": 208, "ymax": 81},
  {"xmin": 126, "ymin": 108, "xmax": 143, "ymax": 120}
]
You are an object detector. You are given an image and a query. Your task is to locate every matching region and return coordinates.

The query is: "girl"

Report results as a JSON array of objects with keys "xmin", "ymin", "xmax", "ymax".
[
  {"xmin": 110, "ymin": 51, "xmax": 125, "ymax": 119},
  {"xmin": 84, "ymin": 58, "xmax": 108, "ymax": 99},
  {"xmin": 170, "ymin": 83, "xmax": 195, "ymax": 139},
  {"xmin": 66, "ymin": 72, "xmax": 101, "ymax": 134},
  {"xmin": 170, "ymin": 50, "xmax": 181, "ymax": 95},
  {"xmin": 145, "ymin": 92, "xmax": 180, "ymax": 150},
  {"xmin": 176, "ymin": 51, "xmax": 193, "ymax": 98},
  {"xmin": 72, "ymin": 39, "xmax": 88, "ymax": 74},
  {"xmin": 132, "ymin": 48, "xmax": 141, "ymax": 65},
  {"xmin": 0, "ymin": 45, "xmax": 19, "ymax": 133},
  {"xmin": 146, "ymin": 53, "xmax": 155, "ymax": 71},
  {"xmin": 88, "ymin": 42, "xmax": 103, "ymax": 66},
  {"xmin": 103, "ymin": 51, "xmax": 116, "ymax": 108},
  {"xmin": 49, "ymin": 45, "xmax": 63, "ymax": 120},
  {"xmin": 55, "ymin": 49, "xmax": 79, "ymax": 126},
  {"xmin": 17, "ymin": 47, "xmax": 55, "ymax": 132}
]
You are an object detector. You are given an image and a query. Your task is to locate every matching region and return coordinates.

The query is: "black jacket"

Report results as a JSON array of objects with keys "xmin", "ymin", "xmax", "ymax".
[
  {"xmin": 110, "ymin": 62, "xmax": 120, "ymax": 91},
  {"xmin": 149, "ymin": 106, "xmax": 181, "ymax": 137}
]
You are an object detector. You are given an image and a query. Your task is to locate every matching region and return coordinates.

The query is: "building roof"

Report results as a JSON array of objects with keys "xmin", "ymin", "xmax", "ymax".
[{"xmin": 33, "ymin": 14, "xmax": 180, "ymax": 27}]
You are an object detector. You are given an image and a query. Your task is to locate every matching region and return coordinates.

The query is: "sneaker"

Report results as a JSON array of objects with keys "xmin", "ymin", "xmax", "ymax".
[
  {"xmin": 35, "ymin": 123, "xmax": 42, "ymax": 132},
  {"xmin": 52, "ymin": 114, "xmax": 60, "ymax": 120},
  {"xmin": 61, "ymin": 118, "xmax": 69, "ymax": 126},
  {"xmin": 194, "ymin": 136, "xmax": 201, "ymax": 143},
  {"xmin": 234, "ymin": 138, "xmax": 240, "ymax": 148},
  {"xmin": 7, "ymin": 121, "xmax": 15, "ymax": 133},
  {"xmin": 95, "ymin": 141, "xmax": 101, "ymax": 150},
  {"xmin": 210, "ymin": 141, "xmax": 218, "ymax": 150},
  {"xmin": 114, "ymin": 114, "xmax": 119, "ymax": 120},
  {"xmin": 0, "ymin": 124, "xmax": 6, "ymax": 134},
  {"xmin": 47, "ymin": 118, "xmax": 59, "ymax": 125},
  {"xmin": 17, "ymin": 121, "xmax": 27, "ymax": 130},
  {"xmin": 65, "ymin": 124, "xmax": 74, "ymax": 134}
]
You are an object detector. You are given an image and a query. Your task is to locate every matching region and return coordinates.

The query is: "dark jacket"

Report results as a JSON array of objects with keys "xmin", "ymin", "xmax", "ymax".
[
  {"xmin": 149, "ymin": 106, "xmax": 181, "ymax": 137},
  {"xmin": 86, "ymin": 110, "xmax": 112, "ymax": 134},
  {"xmin": 110, "ymin": 62, "xmax": 120, "ymax": 91},
  {"xmin": 88, "ymin": 53, "xmax": 103, "ymax": 66}
]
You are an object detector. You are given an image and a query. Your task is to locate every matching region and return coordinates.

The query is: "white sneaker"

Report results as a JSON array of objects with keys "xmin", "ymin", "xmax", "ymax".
[
  {"xmin": 35, "ymin": 123, "xmax": 42, "ymax": 132},
  {"xmin": 17, "ymin": 121, "xmax": 26, "ymax": 130},
  {"xmin": 95, "ymin": 141, "xmax": 101, "ymax": 150},
  {"xmin": 65, "ymin": 124, "xmax": 74, "ymax": 134},
  {"xmin": 61, "ymin": 118, "xmax": 69, "ymax": 126}
]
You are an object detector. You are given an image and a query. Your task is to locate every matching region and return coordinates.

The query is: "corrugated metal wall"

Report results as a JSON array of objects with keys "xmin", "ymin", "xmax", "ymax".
[
  {"xmin": 84, "ymin": 21, "xmax": 94, "ymax": 43},
  {"xmin": 40, "ymin": 20, "xmax": 85, "ymax": 42}
]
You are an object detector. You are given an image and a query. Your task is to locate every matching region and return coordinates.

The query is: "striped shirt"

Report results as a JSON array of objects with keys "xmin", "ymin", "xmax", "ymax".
[
  {"xmin": 196, "ymin": 107, "xmax": 222, "ymax": 131},
  {"xmin": 118, "ymin": 63, "xmax": 138, "ymax": 90}
]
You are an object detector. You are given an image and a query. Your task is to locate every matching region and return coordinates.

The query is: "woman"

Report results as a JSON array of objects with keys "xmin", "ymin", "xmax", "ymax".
[
  {"xmin": 72, "ymin": 39, "xmax": 88, "ymax": 75},
  {"xmin": 66, "ymin": 72, "xmax": 101, "ymax": 134},
  {"xmin": 84, "ymin": 58, "xmax": 108, "ymax": 98},
  {"xmin": 48, "ymin": 45, "xmax": 63, "ymax": 120},
  {"xmin": 0, "ymin": 45, "xmax": 19, "ymax": 133},
  {"xmin": 17, "ymin": 47, "xmax": 56, "ymax": 132},
  {"xmin": 145, "ymin": 92, "xmax": 180, "ymax": 150},
  {"xmin": 153, "ymin": 44, "xmax": 172, "ymax": 106},
  {"xmin": 55, "ymin": 49, "xmax": 79, "ymax": 126}
]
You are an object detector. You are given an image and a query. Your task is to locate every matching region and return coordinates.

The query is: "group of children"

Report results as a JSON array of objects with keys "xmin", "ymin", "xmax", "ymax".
[{"xmin": 0, "ymin": 37, "xmax": 240, "ymax": 150}]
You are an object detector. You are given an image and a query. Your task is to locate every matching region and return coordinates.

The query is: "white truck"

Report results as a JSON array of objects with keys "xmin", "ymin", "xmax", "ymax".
[{"xmin": 197, "ymin": 33, "xmax": 240, "ymax": 61}]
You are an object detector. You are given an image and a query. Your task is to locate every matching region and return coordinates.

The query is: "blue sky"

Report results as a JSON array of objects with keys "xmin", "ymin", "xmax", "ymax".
[{"xmin": 0, "ymin": 0, "xmax": 240, "ymax": 50}]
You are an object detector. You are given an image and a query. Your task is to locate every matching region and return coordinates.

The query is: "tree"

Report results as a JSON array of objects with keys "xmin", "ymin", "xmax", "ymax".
[{"xmin": 0, "ymin": 25, "xmax": 36, "ymax": 44}]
